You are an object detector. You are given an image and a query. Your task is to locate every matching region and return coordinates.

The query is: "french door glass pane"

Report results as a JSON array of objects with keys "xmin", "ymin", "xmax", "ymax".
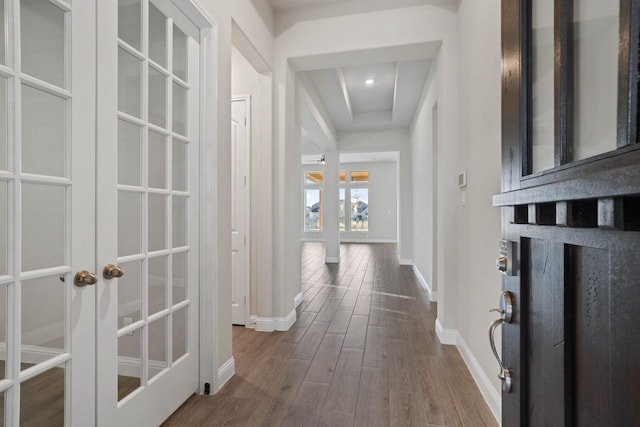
[
  {"xmin": 118, "ymin": 120, "xmax": 142, "ymax": 186},
  {"xmin": 350, "ymin": 188, "xmax": 368, "ymax": 232},
  {"xmin": 0, "ymin": 285, "xmax": 6, "ymax": 380},
  {"xmin": 21, "ymin": 275, "xmax": 65, "ymax": 354},
  {"xmin": 118, "ymin": 48, "xmax": 142, "ymax": 118},
  {"xmin": 148, "ymin": 256, "xmax": 167, "ymax": 315},
  {"xmin": 173, "ymin": 26, "xmax": 188, "ymax": 81},
  {"xmin": 118, "ymin": 331, "xmax": 141, "ymax": 401},
  {"xmin": 118, "ymin": 261, "xmax": 142, "ymax": 326},
  {"xmin": 172, "ymin": 196, "xmax": 187, "ymax": 247},
  {"xmin": 305, "ymin": 172, "xmax": 323, "ymax": 184},
  {"xmin": 21, "ymin": 184, "xmax": 65, "ymax": 272},
  {"xmin": 22, "ymin": 85, "xmax": 66, "ymax": 178},
  {"xmin": 572, "ymin": 0, "xmax": 619, "ymax": 161},
  {"xmin": 172, "ymin": 82, "xmax": 187, "ymax": 136},
  {"xmin": 172, "ymin": 252, "xmax": 186, "ymax": 304},
  {"xmin": 118, "ymin": 191, "xmax": 142, "ymax": 257},
  {"xmin": 339, "ymin": 188, "xmax": 345, "ymax": 231},
  {"xmin": 172, "ymin": 306, "xmax": 187, "ymax": 361},
  {"xmin": 172, "ymin": 140, "xmax": 188, "ymax": 191},
  {"xmin": 0, "ymin": 78, "xmax": 7, "ymax": 171},
  {"xmin": 148, "ymin": 317, "xmax": 167, "ymax": 380},
  {"xmin": 149, "ymin": 3, "xmax": 167, "ymax": 68},
  {"xmin": 21, "ymin": 0, "xmax": 65, "ymax": 88},
  {"xmin": 149, "ymin": 67, "xmax": 167, "ymax": 128},
  {"xmin": 118, "ymin": 0, "xmax": 142, "ymax": 51},
  {"xmin": 148, "ymin": 130, "xmax": 167, "ymax": 189},
  {"xmin": 148, "ymin": 194, "xmax": 167, "ymax": 252},
  {"xmin": 20, "ymin": 365, "xmax": 65, "ymax": 425},
  {"xmin": 0, "ymin": 182, "xmax": 6, "ymax": 276},
  {"xmin": 531, "ymin": 0, "xmax": 554, "ymax": 173},
  {"xmin": 305, "ymin": 189, "xmax": 322, "ymax": 232}
]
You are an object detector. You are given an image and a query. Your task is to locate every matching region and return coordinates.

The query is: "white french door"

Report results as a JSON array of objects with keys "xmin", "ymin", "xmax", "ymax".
[{"xmin": 0, "ymin": 0, "xmax": 204, "ymax": 426}]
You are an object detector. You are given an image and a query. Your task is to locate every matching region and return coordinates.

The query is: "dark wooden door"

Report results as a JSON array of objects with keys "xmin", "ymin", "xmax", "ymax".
[{"xmin": 495, "ymin": 1, "xmax": 640, "ymax": 425}]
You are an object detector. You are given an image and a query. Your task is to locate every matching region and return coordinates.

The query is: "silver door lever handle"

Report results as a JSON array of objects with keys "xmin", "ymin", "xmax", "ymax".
[{"xmin": 488, "ymin": 290, "xmax": 514, "ymax": 393}]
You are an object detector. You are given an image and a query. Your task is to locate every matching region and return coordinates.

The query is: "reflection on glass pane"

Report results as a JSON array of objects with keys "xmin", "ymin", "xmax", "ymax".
[
  {"xmin": 0, "ymin": 78, "xmax": 6, "ymax": 171},
  {"xmin": 573, "ymin": 0, "xmax": 619, "ymax": 161},
  {"xmin": 118, "ymin": 191, "xmax": 142, "ymax": 257},
  {"xmin": 118, "ymin": 261, "xmax": 141, "ymax": 326},
  {"xmin": 172, "ymin": 306, "xmax": 187, "ymax": 361},
  {"xmin": 350, "ymin": 171, "xmax": 368, "ymax": 183},
  {"xmin": 172, "ymin": 82, "xmax": 187, "ymax": 136},
  {"xmin": 0, "ymin": 182, "xmax": 6, "ymax": 276},
  {"xmin": 531, "ymin": 0, "xmax": 554, "ymax": 173},
  {"xmin": 0, "ymin": 0, "xmax": 5, "ymax": 65},
  {"xmin": 172, "ymin": 252, "xmax": 187, "ymax": 304},
  {"xmin": 21, "ymin": 0, "xmax": 65, "ymax": 87},
  {"xmin": 148, "ymin": 256, "xmax": 167, "ymax": 315},
  {"xmin": 350, "ymin": 188, "xmax": 368, "ymax": 232},
  {"xmin": 172, "ymin": 196, "xmax": 187, "ymax": 247},
  {"xmin": 0, "ymin": 285, "xmax": 6, "ymax": 380},
  {"xmin": 304, "ymin": 189, "xmax": 322, "ymax": 232},
  {"xmin": 149, "ymin": 3, "xmax": 167, "ymax": 68},
  {"xmin": 21, "ymin": 365, "xmax": 65, "ymax": 425},
  {"xmin": 22, "ymin": 276, "xmax": 65, "ymax": 354},
  {"xmin": 119, "ymin": 0, "xmax": 142, "ymax": 51},
  {"xmin": 149, "ymin": 67, "xmax": 167, "ymax": 128},
  {"xmin": 118, "ymin": 120, "xmax": 142, "ymax": 186},
  {"xmin": 22, "ymin": 85, "xmax": 66, "ymax": 177},
  {"xmin": 172, "ymin": 140, "xmax": 188, "ymax": 191},
  {"xmin": 173, "ymin": 25, "xmax": 188, "ymax": 81},
  {"xmin": 148, "ymin": 317, "xmax": 167, "ymax": 380},
  {"xmin": 148, "ymin": 131, "xmax": 166, "ymax": 189},
  {"xmin": 118, "ymin": 330, "xmax": 141, "ymax": 401},
  {"xmin": 305, "ymin": 172, "xmax": 323, "ymax": 184},
  {"xmin": 22, "ymin": 184, "xmax": 65, "ymax": 272},
  {"xmin": 148, "ymin": 194, "xmax": 166, "ymax": 252},
  {"xmin": 339, "ymin": 188, "xmax": 345, "ymax": 232},
  {"xmin": 339, "ymin": 171, "xmax": 346, "ymax": 183},
  {"xmin": 118, "ymin": 48, "xmax": 142, "ymax": 118}
]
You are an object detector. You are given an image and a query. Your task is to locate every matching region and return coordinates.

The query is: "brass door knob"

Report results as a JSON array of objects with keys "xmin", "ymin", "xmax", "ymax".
[
  {"xmin": 74, "ymin": 270, "xmax": 98, "ymax": 287},
  {"xmin": 103, "ymin": 264, "xmax": 125, "ymax": 280}
]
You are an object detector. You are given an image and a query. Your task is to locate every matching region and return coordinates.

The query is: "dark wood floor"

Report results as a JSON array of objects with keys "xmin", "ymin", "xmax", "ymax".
[{"xmin": 164, "ymin": 243, "xmax": 498, "ymax": 427}]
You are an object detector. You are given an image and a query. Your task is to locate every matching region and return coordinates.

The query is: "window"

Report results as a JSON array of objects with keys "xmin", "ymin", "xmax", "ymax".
[
  {"xmin": 339, "ymin": 188, "xmax": 346, "ymax": 231},
  {"xmin": 304, "ymin": 172, "xmax": 323, "ymax": 232},
  {"xmin": 350, "ymin": 188, "xmax": 368, "ymax": 232},
  {"xmin": 339, "ymin": 169, "xmax": 369, "ymax": 232},
  {"xmin": 350, "ymin": 171, "xmax": 369, "ymax": 183}
]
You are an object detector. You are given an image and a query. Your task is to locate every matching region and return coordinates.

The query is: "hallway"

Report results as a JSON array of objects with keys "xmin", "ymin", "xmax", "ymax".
[{"xmin": 164, "ymin": 243, "xmax": 497, "ymax": 426}]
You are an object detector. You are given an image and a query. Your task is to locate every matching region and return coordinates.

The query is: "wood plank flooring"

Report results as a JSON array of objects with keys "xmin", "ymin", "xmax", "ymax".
[{"xmin": 163, "ymin": 243, "xmax": 498, "ymax": 427}]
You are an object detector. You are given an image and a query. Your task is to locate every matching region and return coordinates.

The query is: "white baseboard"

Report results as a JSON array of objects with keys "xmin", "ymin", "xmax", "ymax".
[
  {"xmin": 398, "ymin": 258, "xmax": 413, "ymax": 266},
  {"xmin": 435, "ymin": 318, "xmax": 457, "ymax": 345},
  {"xmin": 325, "ymin": 257, "xmax": 340, "ymax": 264},
  {"xmin": 294, "ymin": 292, "xmax": 303, "ymax": 308},
  {"xmin": 250, "ymin": 309, "xmax": 297, "ymax": 332},
  {"xmin": 217, "ymin": 357, "xmax": 235, "ymax": 390},
  {"xmin": 456, "ymin": 334, "xmax": 501, "ymax": 425},
  {"xmin": 412, "ymin": 265, "xmax": 438, "ymax": 302},
  {"xmin": 340, "ymin": 239, "xmax": 397, "ymax": 243}
]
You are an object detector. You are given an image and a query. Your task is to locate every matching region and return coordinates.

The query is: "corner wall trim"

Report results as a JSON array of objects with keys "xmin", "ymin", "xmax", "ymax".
[
  {"xmin": 250, "ymin": 309, "xmax": 297, "ymax": 332},
  {"xmin": 456, "ymin": 333, "xmax": 502, "ymax": 425},
  {"xmin": 294, "ymin": 292, "xmax": 303, "ymax": 308},
  {"xmin": 435, "ymin": 318, "xmax": 457, "ymax": 345},
  {"xmin": 398, "ymin": 258, "xmax": 413, "ymax": 266},
  {"xmin": 217, "ymin": 357, "xmax": 235, "ymax": 391},
  {"xmin": 412, "ymin": 265, "xmax": 438, "ymax": 302},
  {"xmin": 325, "ymin": 257, "xmax": 340, "ymax": 264}
]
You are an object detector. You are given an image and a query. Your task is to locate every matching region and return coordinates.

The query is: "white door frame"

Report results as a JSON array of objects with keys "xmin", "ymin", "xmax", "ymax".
[
  {"xmin": 231, "ymin": 95, "xmax": 251, "ymax": 327},
  {"xmin": 96, "ymin": 0, "xmax": 220, "ymax": 424}
]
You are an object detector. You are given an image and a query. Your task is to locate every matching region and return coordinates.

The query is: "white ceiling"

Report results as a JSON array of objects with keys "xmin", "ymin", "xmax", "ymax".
[
  {"xmin": 305, "ymin": 59, "xmax": 431, "ymax": 132},
  {"xmin": 268, "ymin": 0, "xmax": 348, "ymax": 11}
]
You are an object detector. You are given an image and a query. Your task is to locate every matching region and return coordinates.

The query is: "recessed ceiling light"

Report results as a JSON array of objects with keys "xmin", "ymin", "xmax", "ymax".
[{"xmin": 365, "ymin": 78, "xmax": 375, "ymax": 86}]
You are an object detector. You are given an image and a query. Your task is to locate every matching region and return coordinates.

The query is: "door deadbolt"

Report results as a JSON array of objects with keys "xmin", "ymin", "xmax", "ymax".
[{"xmin": 103, "ymin": 264, "xmax": 125, "ymax": 280}]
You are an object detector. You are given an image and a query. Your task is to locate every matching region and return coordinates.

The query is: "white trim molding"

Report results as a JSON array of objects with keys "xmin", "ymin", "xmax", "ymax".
[
  {"xmin": 398, "ymin": 258, "xmax": 413, "ymax": 266},
  {"xmin": 456, "ymin": 334, "xmax": 501, "ymax": 425},
  {"xmin": 435, "ymin": 318, "xmax": 458, "ymax": 345},
  {"xmin": 249, "ymin": 309, "xmax": 297, "ymax": 332},
  {"xmin": 412, "ymin": 265, "xmax": 438, "ymax": 302},
  {"xmin": 340, "ymin": 239, "xmax": 398, "ymax": 244},
  {"xmin": 294, "ymin": 292, "xmax": 303, "ymax": 308},
  {"xmin": 325, "ymin": 256, "xmax": 340, "ymax": 264},
  {"xmin": 217, "ymin": 357, "xmax": 235, "ymax": 390}
]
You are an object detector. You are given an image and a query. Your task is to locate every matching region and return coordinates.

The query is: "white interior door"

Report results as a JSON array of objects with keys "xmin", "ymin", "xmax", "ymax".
[
  {"xmin": 96, "ymin": 1, "xmax": 201, "ymax": 426},
  {"xmin": 0, "ymin": 0, "xmax": 96, "ymax": 425},
  {"xmin": 231, "ymin": 98, "xmax": 249, "ymax": 326}
]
